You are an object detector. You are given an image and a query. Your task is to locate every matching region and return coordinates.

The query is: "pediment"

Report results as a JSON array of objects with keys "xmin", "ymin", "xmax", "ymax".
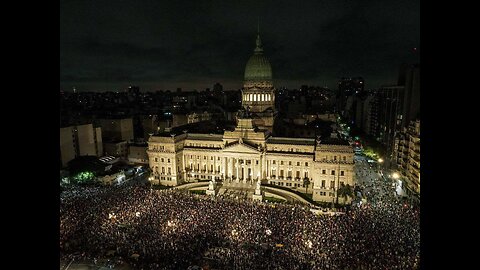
[{"xmin": 222, "ymin": 142, "xmax": 260, "ymax": 154}]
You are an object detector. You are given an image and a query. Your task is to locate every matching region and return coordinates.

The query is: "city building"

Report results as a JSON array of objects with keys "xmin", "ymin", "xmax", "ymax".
[
  {"xmin": 97, "ymin": 118, "xmax": 134, "ymax": 142},
  {"xmin": 395, "ymin": 119, "xmax": 420, "ymax": 196},
  {"xmin": 374, "ymin": 85, "xmax": 405, "ymax": 160},
  {"xmin": 213, "ymin": 82, "xmax": 223, "ymax": 93},
  {"xmin": 337, "ymin": 77, "xmax": 365, "ymax": 116},
  {"xmin": 103, "ymin": 140, "xmax": 128, "ymax": 159},
  {"xmin": 187, "ymin": 111, "xmax": 212, "ymax": 124},
  {"xmin": 241, "ymin": 28, "xmax": 276, "ymax": 132},
  {"xmin": 147, "ymin": 31, "xmax": 355, "ymax": 204},
  {"xmin": 60, "ymin": 123, "xmax": 103, "ymax": 167},
  {"xmin": 128, "ymin": 144, "xmax": 148, "ymax": 164}
]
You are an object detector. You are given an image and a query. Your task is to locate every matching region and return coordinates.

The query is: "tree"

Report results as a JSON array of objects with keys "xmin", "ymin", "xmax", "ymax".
[
  {"xmin": 303, "ymin": 178, "xmax": 311, "ymax": 194},
  {"xmin": 337, "ymin": 183, "xmax": 354, "ymax": 205}
]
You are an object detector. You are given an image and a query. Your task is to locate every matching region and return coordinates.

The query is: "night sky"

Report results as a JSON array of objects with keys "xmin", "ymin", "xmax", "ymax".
[{"xmin": 60, "ymin": 0, "xmax": 419, "ymax": 92}]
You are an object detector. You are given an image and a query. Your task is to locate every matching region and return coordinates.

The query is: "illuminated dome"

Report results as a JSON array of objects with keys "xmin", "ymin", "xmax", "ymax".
[{"xmin": 244, "ymin": 32, "xmax": 272, "ymax": 82}]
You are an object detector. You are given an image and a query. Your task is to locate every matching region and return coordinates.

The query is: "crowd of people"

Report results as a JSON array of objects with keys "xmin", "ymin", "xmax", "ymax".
[{"xmin": 60, "ymin": 175, "xmax": 419, "ymax": 270}]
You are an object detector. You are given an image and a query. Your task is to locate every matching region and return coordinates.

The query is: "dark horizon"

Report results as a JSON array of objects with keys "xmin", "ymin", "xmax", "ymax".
[{"xmin": 60, "ymin": 0, "xmax": 419, "ymax": 93}]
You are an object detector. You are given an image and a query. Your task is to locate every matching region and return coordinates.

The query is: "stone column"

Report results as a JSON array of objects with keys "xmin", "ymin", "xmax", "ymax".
[
  {"xmin": 234, "ymin": 158, "xmax": 240, "ymax": 183},
  {"xmin": 223, "ymin": 157, "xmax": 227, "ymax": 179},
  {"xmin": 251, "ymin": 160, "xmax": 255, "ymax": 181}
]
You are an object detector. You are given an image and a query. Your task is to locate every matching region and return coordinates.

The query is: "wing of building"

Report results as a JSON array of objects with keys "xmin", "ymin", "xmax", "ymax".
[{"xmin": 147, "ymin": 29, "xmax": 355, "ymax": 204}]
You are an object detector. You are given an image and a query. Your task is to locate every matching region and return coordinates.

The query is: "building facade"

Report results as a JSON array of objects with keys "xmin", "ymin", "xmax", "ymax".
[
  {"xmin": 147, "ymin": 119, "xmax": 354, "ymax": 203},
  {"xmin": 128, "ymin": 144, "xmax": 149, "ymax": 164},
  {"xmin": 97, "ymin": 118, "xmax": 134, "ymax": 142},
  {"xmin": 147, "ymin": 30, "xmax": 355, "ymax": 204},
  {"xmin": 60, "ymin": 123, "xmax": 103, "ymax": 167},
  {"xmin": 241, "ymin": 29, "xmax": 276, "ymax": 132},
  {"xmin": 104, "ymin": 140, "xmax": 128, "ymax": 159},
  {"xmin": 395, "ymin": 119, "xmax": 420, "ymax": 195}
]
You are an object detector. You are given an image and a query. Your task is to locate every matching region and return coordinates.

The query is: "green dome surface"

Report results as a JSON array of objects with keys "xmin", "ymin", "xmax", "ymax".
[{"xmin": 244, "ymin": 54, "xmax": 272, "ymax": 81}]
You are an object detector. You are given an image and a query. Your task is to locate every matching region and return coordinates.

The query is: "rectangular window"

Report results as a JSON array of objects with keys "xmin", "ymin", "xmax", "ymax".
[
  {"xmin": 155, "ymin": 157, "xmax": 158, "ymax": 162},
  {"xmin": 321, "ymin": 180, "xmax": 325, "ymax": 188},
  {"xmin": 334, "ymin": 156, "xmax": 337, "ymax": 161},
  {"xmin": 289, "ymin": 161, "xmax": 292, "ymax": 166},
  {"xmin": 168, "ymin": 167, "xmax": 171, "ymax": 174},
  {"xmin": 296, "ymin": 171, "xmax": 300, "ymax": 178},
  {"xmin": 341, "ymin": 171, "xmax": 345, "ymax": 176},
  {"xmin": 280, "ymin": 170, "xmax": 284, "ymax": 177},
  {"xmin": 322, "ymin": 170, "xmax": 326, "ymax": 174},
  {"xmin": 281, "ymin": 161, "xmax": 284, "ymax": 165},
  {"xmin": 256, "ymin": 160, "xmax": 259, "ymax": 165},
  {"xmin": 211, "ymin": 156, "xmax": 213, "ymax": 160},
  {"xmin": 297, "ymin": 162, "xmax": 300, "ymax": 166},
  {"xmin": 305, "ymin": 162, "xmax": 308, "ymax": 167},
  {"xmin": 204, "ymin": 156, "xmax": 207, "ymax": 160},
  {"xmin": 330, "ymin": 181, "xmax": 335, "ymax": 188},
  {"xmin": 343, "ymin": 156, "xmax": 346, "ymax": 162},
  {"xmin": 273, "ymin": 160, "xmax": 276, "ymax": 164},
  {"xmin": 162, "ymin": 167, "xmax": 165, "ymax": 173},
  {"xmin": 304, "ymin": 171, "xmax": 308, "ymax": 178},
  {"xmin": 331, "ymin": 170, "xmax": 335, "ymax": 175},
  {"xmin": 168, "ymin": 158, "xmax": 170, "ymax": 163}
]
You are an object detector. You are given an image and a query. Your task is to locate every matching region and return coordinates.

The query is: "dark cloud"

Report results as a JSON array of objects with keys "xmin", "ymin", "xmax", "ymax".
[{"xmin": 60, "ymin": 0, "xmax": 419, "ymax": 91}]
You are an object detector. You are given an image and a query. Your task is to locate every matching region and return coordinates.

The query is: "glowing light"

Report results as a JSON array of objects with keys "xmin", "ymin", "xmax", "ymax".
[
  {"xmin": 306, "ymin": 240, "xmax": 313, "ymax": 248},
  {"xmin": 392, "ymin": 172, "xmax": 400, "ymax": 179},
  {"xmin": 231, "ymin": 229, "xmax": 238, "ymax": 236},
  {"xmin": 266, "ymin": 229, "xmax": 272, "ymax": 236},
  {"xmin": 167, "ymin": 220, "xmax": 175, "ymax": 227},
  {"xmin": 135, "ymin": 212, "xmax": 140, "ymax": 217}
]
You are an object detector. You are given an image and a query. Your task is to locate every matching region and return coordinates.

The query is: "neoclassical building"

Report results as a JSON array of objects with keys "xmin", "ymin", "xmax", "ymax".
[{"xmin": 147, "ymin": 31, "xmax": 355, "ymax": 203}]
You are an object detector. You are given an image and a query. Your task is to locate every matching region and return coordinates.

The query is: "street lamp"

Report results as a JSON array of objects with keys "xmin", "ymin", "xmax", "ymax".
[
  {"xmin": 392, "ymin": 172, "xmax": 400, "ymax": 179},
  {"xmin": 377, "ymin": 158, "xmax": 384, "ymax": 174}
]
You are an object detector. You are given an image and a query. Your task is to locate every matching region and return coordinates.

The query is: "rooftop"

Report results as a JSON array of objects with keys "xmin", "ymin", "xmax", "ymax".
[
  {"xmin": 267, "ymin": 137, "xmax": 316, "ymax": 146},
  {"xmin": 186, "ymin": 133, "xmax": 224, "ymax": 141},
  {"xmin": 319, "ymin": 137, "xmax": 350, "ymax": 146}
]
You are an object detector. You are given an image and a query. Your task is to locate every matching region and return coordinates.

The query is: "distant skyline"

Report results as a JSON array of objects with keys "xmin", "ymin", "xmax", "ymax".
[{"xmin": 60, "ymin": 0, "xmax": 419, "ymax": 92}]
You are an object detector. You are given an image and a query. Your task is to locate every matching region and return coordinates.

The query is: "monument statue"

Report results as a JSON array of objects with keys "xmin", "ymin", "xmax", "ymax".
[
  {"xmin": 208, "ymin": 180, "xmax": 214, "ymax": 190},
  {"xmin": 255, "ymin": 180, "xmax": 262, "ymax": 195}
]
